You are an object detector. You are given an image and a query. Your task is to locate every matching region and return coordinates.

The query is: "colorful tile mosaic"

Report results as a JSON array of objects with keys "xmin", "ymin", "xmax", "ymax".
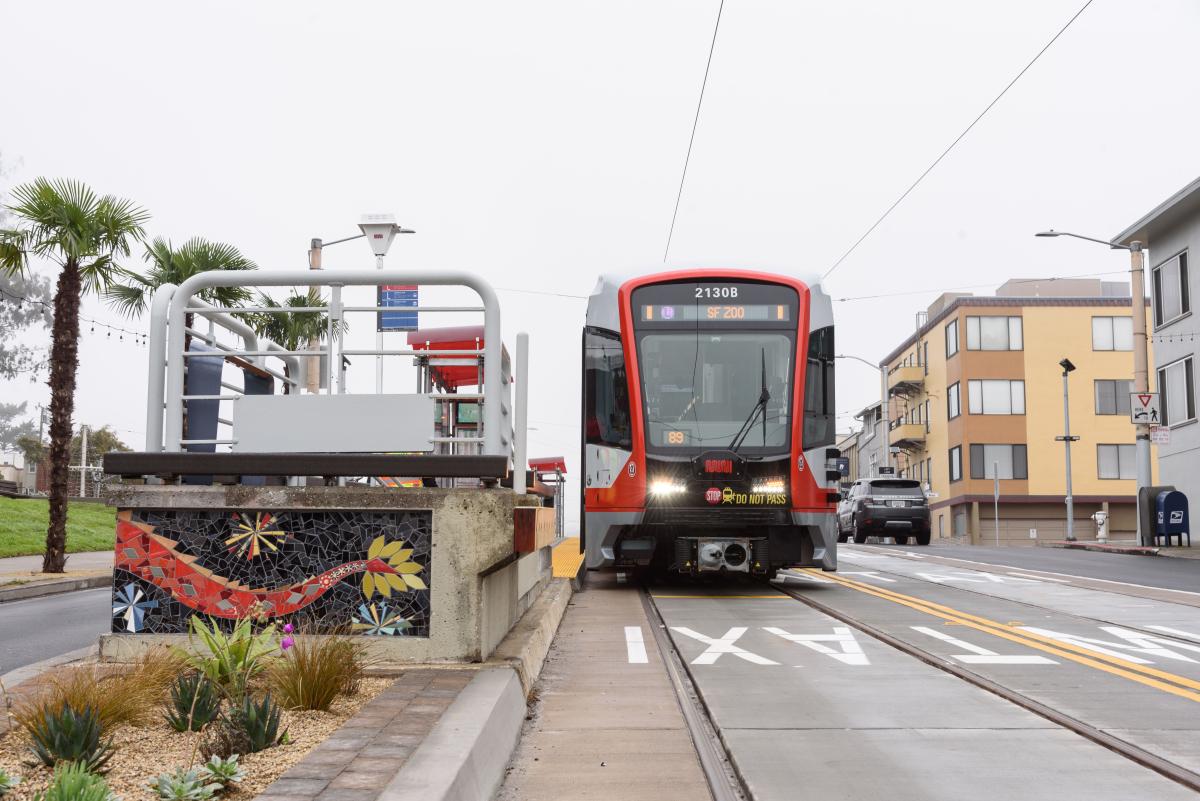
[{"xmin": 111, "ymin": 508, "xmax": 432, "ymax": 636}]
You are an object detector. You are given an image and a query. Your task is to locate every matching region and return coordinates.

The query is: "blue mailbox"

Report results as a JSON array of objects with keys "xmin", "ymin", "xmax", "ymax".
[{"xmin": 1155, "ymin": 490, "xmax": 1190, "ymax": 546}]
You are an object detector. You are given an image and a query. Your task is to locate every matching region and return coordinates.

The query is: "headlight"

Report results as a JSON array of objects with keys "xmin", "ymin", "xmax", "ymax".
[
  {"xmin": 752, "ymin": 479, "xmax": 787, "ymax": 494},
  {"xmin": 650, "ymin": 480, "xmax": 686, "ymax": 496}
]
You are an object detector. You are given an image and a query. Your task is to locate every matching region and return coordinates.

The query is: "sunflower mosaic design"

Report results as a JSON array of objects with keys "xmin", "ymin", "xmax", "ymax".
[
  {"xmin": 362, "ymin": 535, "xmax": 427, "ymax": 598},
  {"xmin": 226, "ymin": 511, "xmax": 289, "ymax": 560}
]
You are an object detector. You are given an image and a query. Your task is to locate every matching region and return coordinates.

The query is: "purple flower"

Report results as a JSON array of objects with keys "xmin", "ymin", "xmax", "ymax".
[
  {"xmin": 281, "ymin": 636, "xmax": 295, "ymax": 651},
  {"xmin": 283, "ymin": 623, "xmax": 294, "ymax": 634}
]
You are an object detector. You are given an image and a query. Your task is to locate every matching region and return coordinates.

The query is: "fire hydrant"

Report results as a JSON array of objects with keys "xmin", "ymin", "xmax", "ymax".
[{"xmin": 1092, "ymin": 510, "xmax": 1109, "ymax": 543}]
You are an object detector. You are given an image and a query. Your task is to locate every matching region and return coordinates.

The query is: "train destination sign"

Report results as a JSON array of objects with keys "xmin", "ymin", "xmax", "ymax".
[{"xmin": 641, "ymin": 303, "xmax": 790, "ymax": 322}]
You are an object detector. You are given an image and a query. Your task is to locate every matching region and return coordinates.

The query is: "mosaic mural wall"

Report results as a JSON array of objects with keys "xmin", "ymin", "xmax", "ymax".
[{"xmin": 112, "ymin": 508, "xmax": 432, "ymax": 636}]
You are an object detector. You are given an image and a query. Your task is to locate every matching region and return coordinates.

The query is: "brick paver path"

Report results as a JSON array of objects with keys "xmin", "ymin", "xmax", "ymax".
[{"xmin": 253, "ymin": 669, "xmax": 473, "ymax": 801}]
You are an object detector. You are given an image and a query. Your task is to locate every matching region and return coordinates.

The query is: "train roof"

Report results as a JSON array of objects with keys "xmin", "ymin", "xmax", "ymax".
[{"xmin": 585, "ymin": 266, "xmax": 831, "ymax": 332}]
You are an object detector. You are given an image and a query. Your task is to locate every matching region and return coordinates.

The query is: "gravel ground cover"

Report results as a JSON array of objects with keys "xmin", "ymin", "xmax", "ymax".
[{"xmin": 0, "ymin": 676, "xmax": 391, "ymax": 800}]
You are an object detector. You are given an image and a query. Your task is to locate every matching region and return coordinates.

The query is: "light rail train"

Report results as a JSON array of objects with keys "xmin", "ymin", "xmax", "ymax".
[{"xmin": 581, "ymin": 268, "xmax": 838, "ymax": 575}]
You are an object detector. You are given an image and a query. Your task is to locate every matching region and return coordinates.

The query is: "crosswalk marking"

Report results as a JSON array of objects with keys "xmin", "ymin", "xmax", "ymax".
[
  {"xmin": 912, "ymin": 625, "xmax": 1056, "ymax": 664},
  {"xmin": 670, "ymin": 626, "xmax": 780, "ymax": 665},
  {"xmin": 624, "ymin": 626, "xmax": 648, "ymax": 664}
]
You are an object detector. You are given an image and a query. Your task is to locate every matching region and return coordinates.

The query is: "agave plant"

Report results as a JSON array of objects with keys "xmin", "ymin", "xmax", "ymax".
[
  {"xmin": 200, "ymin": 754, "xmax": 244, "ymax": 789},
  {"xmin": 27, "ymin": 703, "xmax": 114, "ymax": 772},
  {"xmin": 0, "ymin": 768, "xmax": 20, "ymax": 796},
  {"xmin": 225, "ymin": 693, "xmax": 286, "ymax": 753},
  {"xmin": 165, "ymin": 673, "xmax": 221, "ymax": 732},
  {"xmin": 32, "ymin": 762, "xmax": 118, "ymax": 801},
  {"xmin": 146, "ymin": 768, "xmax": 221, "ymax": 801},
  {"xmin": 178, "ymin": 617, "xmax": 277, "ymax": 701}
]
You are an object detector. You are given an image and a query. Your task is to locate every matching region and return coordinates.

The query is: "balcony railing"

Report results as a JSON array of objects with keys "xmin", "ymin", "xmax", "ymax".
[
  {"xmin": 887, "ymin": 365, "xmax": 924, "ymax": 395},
  {"xmin": 889, "ymin": 422, "xmax": 927, "ymax": 448}
]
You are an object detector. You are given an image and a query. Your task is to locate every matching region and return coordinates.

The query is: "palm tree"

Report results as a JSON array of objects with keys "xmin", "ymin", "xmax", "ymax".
[
  {"xmin": 106, "ymin": 236, "xmax": 257, "ymax": 351},
  {"xmin": 245, "ymin": 288, "xmax": 346, "ymax": 394},
  {"xmin": 0, "ymin": 178, "xmax": 149, "ymax": 573}
]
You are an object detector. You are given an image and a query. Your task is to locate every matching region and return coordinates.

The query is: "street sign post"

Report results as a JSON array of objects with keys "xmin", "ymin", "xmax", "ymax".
[{"xmin": 1130, "ymin": 392, "xmax": 1161, "ymax": 425}]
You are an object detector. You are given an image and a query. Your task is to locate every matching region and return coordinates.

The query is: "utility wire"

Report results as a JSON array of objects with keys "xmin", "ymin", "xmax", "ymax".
[
  {"xmin": 834, "ymin": 268, "xmax": 1128, "ymax": 302},
  {"xmin": 663, "ymin": 0, "xmax": 726, "ymax": 263},
  {"xmin": 822, "ymin": 0, "xmax": 1097, "ymax": 280}
]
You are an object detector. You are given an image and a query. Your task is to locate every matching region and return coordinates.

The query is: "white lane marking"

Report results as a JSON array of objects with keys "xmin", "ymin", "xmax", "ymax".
[
  {"xmin": 839, "ymin": 571, "xmax": 897, "ymax": 583},
  {"xmin": 915, "ymin": 571, "xmax": 1037, "ymax": 585},
  {"xmin": 1020, "ymin": 626, "xmax": 1200, "ymax": 664},
  {"xmin": 624, "ymin": 626, "xmax": 648, "ymax": 664},
  {"xmin": 912, "ymin": 626, "xmax": 1056, "ymax": 665},
  {"xmin": 851, "ymin": 546, "xmax": 1200, "ymax": 599},
  {"xmin": 1148, "ymin": 625, "xmax": 1200, "ymax": 644},
  {"xmin": 1006, "ymin": 571, "xmax": 1068, "ymax": 583},
  {"xmin": 670, "ymin": 627, "xmax": 779, "ymax": 666},
  {"xmin": 764, "ymin": 626, "xmax": 870, "ymax": 665}
]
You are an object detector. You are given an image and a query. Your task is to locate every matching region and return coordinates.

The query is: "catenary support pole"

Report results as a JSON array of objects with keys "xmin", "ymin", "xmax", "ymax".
[
  {"xmin": 1062, "ymin": 369, "xmax": 1076, "ymax": 542},
  {"xmin": 1129, "ymin": 241, "xmax": 1153, "ymax": 545}
]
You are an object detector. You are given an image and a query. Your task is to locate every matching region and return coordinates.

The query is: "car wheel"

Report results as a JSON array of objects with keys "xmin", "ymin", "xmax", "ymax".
[
  {"xmin": 915, "ymin": 532, "xmax": 931, "ymax": 546},
  {"xmin": 893, "ymin": 535, "xmax": 909, "ymax": 546},
  {"xmin": 837, "ymin": 530, "xmax": 849, "ymax": 543},
  {"xmin": 852, "ymin": 524, "xmax": 868, "ymax": 545}
]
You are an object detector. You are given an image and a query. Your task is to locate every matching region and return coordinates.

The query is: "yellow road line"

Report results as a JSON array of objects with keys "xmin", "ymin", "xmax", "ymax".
[
  {"xmin": 804, "ymin": 569, "xmax": 1200, "ymax": 704},
  {"xmin": 651, "ymin": 594, "xmax": 791, "ymax": 599}
]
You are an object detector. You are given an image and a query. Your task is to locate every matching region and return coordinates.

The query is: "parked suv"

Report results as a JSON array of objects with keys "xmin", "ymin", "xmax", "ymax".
[{"xmin": 837, "ymin": 479, "xmax": 931, "ymax": 546}]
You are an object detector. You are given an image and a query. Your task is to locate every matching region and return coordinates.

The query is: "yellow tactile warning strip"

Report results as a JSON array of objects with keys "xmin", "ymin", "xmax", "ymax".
[
  {"xmin": 804, "ymin": 568, "xmax": 1200, "ymax": 703},
  {"xmin": 552, "ymin": 537, "xmax": 584, "ymax": 578}
]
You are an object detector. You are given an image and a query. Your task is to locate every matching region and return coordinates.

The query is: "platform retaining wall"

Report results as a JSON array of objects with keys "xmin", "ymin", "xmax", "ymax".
[{"xmin": 101, "ymin": 485, "xmax": 547, "ymax": 663}]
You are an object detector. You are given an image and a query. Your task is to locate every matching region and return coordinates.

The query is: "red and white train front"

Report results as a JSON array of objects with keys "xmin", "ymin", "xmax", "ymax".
[{"xmin": 581, "ymin": 269, "xmax": 838, "ymax": 575}]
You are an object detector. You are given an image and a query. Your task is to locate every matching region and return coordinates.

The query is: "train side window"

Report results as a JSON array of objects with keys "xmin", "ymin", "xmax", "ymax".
[
  {"xmin": 584, "ymin": 328, "xmax": 633, "ymax": 449},
  {"xmin": 804, "ymin": 326, "xmax": 835, "ymax": 449}
]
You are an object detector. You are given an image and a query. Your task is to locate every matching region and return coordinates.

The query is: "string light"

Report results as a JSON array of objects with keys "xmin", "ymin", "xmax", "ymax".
[{"xmin": 0, "ymin": 284, "xmax": 147, "ymax": 345}]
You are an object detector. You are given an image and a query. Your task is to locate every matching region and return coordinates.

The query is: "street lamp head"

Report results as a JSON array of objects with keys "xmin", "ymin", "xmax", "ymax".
[
  {"xmin": 1035, "ymin": 230, "xmax": 1060, "ymax": 238},
  {"xmin": 1059, "ymin": 358, "xmax": 1076, "ymax": 374},
  {"xmin": 358, "ymin": 214, "xmax": 414, "ymax": 257}
]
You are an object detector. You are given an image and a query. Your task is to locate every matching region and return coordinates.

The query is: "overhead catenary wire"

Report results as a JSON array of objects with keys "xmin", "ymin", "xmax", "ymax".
[
  {"xmin": 663, "ymin": 0, "xmax": 726, "ymax": 263},
  {"xmin": 822, "ymin": 0, "xmax": 1097, "ymax": 281}
]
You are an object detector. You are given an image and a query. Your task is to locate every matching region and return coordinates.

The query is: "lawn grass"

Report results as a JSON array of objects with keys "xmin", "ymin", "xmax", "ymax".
[{"xmin": 0, "ymin": 496, "xmax": 115, "ymax": 559}]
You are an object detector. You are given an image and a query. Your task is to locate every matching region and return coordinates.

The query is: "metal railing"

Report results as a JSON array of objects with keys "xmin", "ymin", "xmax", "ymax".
[{"xmin": 145, "ymin": 270, "xmax": 527, "ymax": 486}]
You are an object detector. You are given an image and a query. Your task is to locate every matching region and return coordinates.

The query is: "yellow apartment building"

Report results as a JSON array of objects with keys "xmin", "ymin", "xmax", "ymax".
[{"xmin": 880, "ymin": 278, "xmax": 1156, "ymax": 544}]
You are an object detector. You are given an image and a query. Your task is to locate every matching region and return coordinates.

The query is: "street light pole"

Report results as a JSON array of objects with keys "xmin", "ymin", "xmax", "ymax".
[
  {"xmin": 1056, "ymin": 358, "xmax": 1078, "ymax": 541},
  {"xmin": 837, "ymin": 354, "xmax": 888, "ymax": 477},
  {"xmin": 1036, "ymin": 230, "xmax": 1153, "ymax": 544}
]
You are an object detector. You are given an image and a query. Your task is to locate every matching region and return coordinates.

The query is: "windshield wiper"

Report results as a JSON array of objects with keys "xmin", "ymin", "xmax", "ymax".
[{"xmin": 729, "ymin": 348, "xmax": 769, "ymax": 453}]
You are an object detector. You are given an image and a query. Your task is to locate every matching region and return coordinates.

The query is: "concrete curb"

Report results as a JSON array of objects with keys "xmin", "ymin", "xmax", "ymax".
[
  {"xmin": 490, "ymin": 578, "xmax": 572, "ymax": 694},
  {"xmin": 1041, "ymin": 540, "xmax": 1160, "ymax": 556},
  {"xmin": 378, "ymin": 668, "xmax": 525, "ymax": 801},
  {"xmin": 0, "ymin": 573, "xmax": 112, "ymax": 604},
  {"xmin": 0, "ymin": 644, "xmax": 98, "ymax": 695}
]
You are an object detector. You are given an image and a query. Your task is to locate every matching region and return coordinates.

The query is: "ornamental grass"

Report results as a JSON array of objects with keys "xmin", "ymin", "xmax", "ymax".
[{"xmin": 266, "ymin": 632, "xmax": 367, "ymax": 712}]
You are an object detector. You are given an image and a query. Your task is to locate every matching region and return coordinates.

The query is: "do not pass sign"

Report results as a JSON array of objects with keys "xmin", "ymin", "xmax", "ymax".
[{"xmin": 1130, "ymin": 392, "xmax": 1161, "ymax": 425}]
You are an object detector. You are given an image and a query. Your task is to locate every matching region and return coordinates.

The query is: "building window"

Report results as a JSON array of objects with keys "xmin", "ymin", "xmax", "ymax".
[
  {"xmin": 1091, "ymin": 316, "xmax": 1133, "ymax": 351},
  {"xmin": 1094, "ymin": 379, "xmax": 1133, "ymax": 416},
  {"xmin": 967, "ymin": 379, "xmax": 1025, "ymax": 415},
  {"xmin": 1159, "ymin": 356, "xmax": 1196, "ymax": 426},
  {"xmin": 945, "ymin": 319, "xmax": 959, "ymax": 358},
  {"xmin": 966, "ymin": 316, "xmax": 1022, "ymax": 351},
  {"xmin": 923, "ymin": 341, "xmax": 929, "ymax": 375},
  {"xmin": 969, "ymin": 444, "xmax": 1028, "ymax": 480},
  {"xmin": 925, "ymin": 457, "xmax": 932, "ymax": 484},
  {"xmin": 948, "ymin": 446, "xmax": 962, "ymax": 482},
  {"xmin": 1097, "ymin": 444, "xmax": 1136, "ymax": 480},
  {"xmin": 947, "ymin": 382, "xmax": 961, "ymax": 419},
  {"xmin": 1153, "ymin": 251, "xmax": 1190, "ymax": 327}
]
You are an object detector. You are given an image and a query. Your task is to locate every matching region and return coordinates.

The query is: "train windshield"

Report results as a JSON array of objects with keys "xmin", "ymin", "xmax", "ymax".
[{"xmin": 638, "ymin": 333, "xmax": 793, "ymax": 452}]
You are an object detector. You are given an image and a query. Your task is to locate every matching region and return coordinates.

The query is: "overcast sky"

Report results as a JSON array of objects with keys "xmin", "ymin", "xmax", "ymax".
[{"xmin": 2, "ymin": 1, "xmax": 1198, "ymax": 527}]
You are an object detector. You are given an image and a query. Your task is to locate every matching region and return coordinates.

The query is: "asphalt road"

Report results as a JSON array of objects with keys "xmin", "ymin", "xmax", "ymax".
[
  {"xmin": 0, "ymin": 588, "xmax": 110, "ymax": 676},
  {"xmin": 886, "ymin": 542, "xmax": 1200, "ymax": 593}
]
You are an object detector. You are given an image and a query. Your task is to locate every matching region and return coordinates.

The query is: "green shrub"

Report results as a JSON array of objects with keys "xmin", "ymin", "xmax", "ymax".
[
  {"xmin": 165, "ymin": 674, "xmax": 221, "ymax": 732},
  {"xmin": 179, "ymin": 618, "xmax": 277, "ymax": 700},
  {"xmin": 32, "ymin": 762, "xmax": 118, "ymax": 801},
  {"xmin": 267, "ymin": 634, "xmax": 366, "ymax": 711},
  {"xmin": 27, "ymin": 703, "xmax": 114, "ymax": 773},
  {"xmin": 0, "ymin": 767, "xmax": 20, "ymax": 796},
  {"xmin": 200, "ymin": 754, "xmax": 244, "ymax": 789},
  {"xmin": 146, "ymin": 767, "xmax": 220, "ymax": 801}
]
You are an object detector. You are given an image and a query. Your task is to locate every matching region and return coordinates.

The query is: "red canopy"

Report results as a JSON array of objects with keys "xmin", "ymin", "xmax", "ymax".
[
  {"xmin": 528, "ymin": 456, "xmax": 567, "ymax": 475},
  {"xmin": 406, "ymin": 325, "xmax": 508, "ymax": 390}
]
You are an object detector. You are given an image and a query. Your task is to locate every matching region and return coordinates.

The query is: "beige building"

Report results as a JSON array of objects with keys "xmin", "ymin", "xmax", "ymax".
[{"xmin": 880, "ymin": 279, "xmax": 1156, "ymax": 544}]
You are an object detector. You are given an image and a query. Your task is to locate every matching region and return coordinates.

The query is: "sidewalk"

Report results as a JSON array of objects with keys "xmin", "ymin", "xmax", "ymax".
[{"xmin": 0, "ymin": 550, "xmax": 113, "ymax": 601}]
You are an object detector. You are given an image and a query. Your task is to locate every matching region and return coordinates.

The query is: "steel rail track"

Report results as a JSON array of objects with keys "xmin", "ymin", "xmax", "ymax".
[
  {"xmin": 638, "ymin": 584, "xmax": 746, "ymax": 801},
  {"xmin": 773, "ymin": 579, "xmax": 1200, "ymax": 794}
]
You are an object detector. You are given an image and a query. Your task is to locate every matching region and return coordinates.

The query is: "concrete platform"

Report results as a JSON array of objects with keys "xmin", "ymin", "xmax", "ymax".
[{"xmin": 496, "ymin": 574, "xmax": 712, "ymax": 801}]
